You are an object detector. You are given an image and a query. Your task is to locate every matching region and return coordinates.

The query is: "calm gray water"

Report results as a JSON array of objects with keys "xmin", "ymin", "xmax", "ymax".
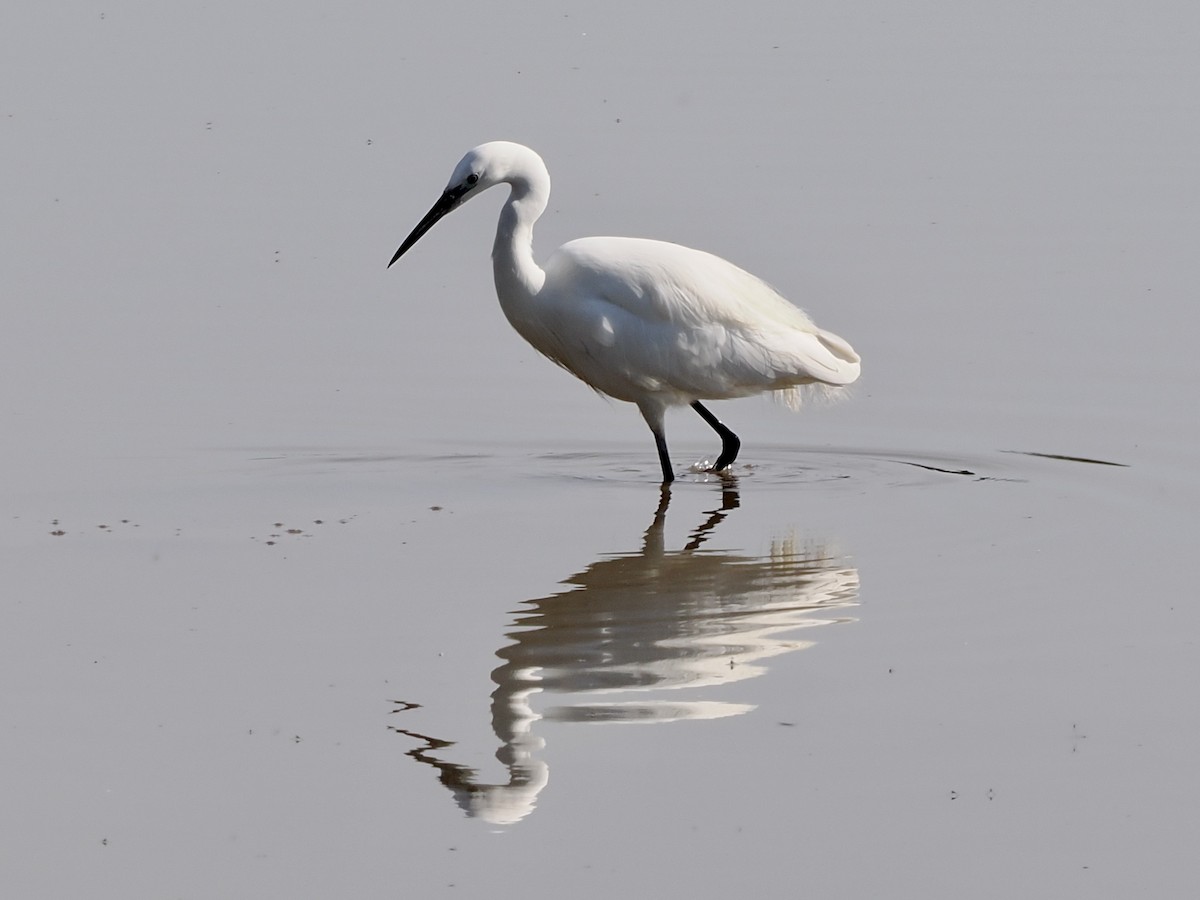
[{"xmin": 4, "ymin": 3, "xmax": 1198, "ymax": 897}]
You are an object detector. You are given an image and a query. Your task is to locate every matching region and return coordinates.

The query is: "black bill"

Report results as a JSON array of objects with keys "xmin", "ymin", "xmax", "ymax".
[{"xmin": 388, "ymin": 188, "xmax": 464, "ymax": 267}]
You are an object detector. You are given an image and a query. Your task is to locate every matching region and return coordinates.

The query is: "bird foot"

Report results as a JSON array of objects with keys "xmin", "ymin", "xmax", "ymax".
[{"xmin": 687, "ymin": 459, "xmax": 738, "ymax": 482}]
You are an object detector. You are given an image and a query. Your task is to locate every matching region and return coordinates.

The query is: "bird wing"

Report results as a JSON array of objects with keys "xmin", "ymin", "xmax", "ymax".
[
  {"xmin": 550, "ymin": 236, "xmax": 811, "ymax": 329},
  {"xmin": 541, "ymin": 237, "xmax": 860, "ymax": 399}
]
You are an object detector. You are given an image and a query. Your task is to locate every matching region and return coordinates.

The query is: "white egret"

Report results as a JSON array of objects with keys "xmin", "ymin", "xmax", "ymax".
[{"xmin": 388, "ymin": 142, "xmax": 860, "ymax": 483}]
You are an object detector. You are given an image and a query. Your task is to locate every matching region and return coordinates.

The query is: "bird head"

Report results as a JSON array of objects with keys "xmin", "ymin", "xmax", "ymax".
[{"xmin": 387, "ymin": 142, "xmax": 544, "ymax": 267}]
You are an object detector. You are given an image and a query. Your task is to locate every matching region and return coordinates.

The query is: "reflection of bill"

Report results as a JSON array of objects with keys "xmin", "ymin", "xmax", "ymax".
[{"xmin": 391, "ymin": 482, "xmax": 859, "ymax": 825}]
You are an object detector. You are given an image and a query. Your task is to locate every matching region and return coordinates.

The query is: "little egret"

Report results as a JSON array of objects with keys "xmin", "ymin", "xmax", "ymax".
[{"xmin": 388, "ymin": 141, "xmax": 860, "ymax": 483}]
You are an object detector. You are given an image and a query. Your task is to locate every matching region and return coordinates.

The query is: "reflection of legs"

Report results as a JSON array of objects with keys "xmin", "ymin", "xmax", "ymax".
[
  {"xmin": 640, "ymin": 485, "xmax": 673, "ymax": 555},
  {"xmin": 684, "ymin": 477, "xmax": 740, "ymax": 552},
  {"xmin": 690, "ymin": 401, "xmax": 741, "ymax": 471},
  {"xmin": 646, "ymin": 474, "xmax": 738, "ymax": 554}
]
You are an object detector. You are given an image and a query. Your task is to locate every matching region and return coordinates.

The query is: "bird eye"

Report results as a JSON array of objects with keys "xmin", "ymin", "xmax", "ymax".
[{"xmin": 466, "ymin": 173, "xmax": 479, "ymax": 186}]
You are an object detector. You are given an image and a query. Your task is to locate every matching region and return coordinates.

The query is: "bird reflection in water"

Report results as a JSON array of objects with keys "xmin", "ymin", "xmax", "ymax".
[{"xmin": 391, "ymin": 480, "xmax": 859, "ymax": 825}]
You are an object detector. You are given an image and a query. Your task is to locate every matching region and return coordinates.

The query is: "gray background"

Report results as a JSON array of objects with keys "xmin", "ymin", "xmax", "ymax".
[{"xmin": 3, "ymin": 2, "xmax": 1198, "ymax": 897}]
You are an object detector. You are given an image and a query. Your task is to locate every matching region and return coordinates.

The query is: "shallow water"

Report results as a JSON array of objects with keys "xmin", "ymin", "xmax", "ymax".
[
  {"xmin": 4, "ymin": 3, "xmax": 1200, "ymax": 898},
  {"xmin": 7, "ymin": 440, "xmax": 1195, "ymax": 896}
]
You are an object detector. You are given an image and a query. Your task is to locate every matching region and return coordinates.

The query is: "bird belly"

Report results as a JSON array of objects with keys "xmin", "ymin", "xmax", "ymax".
[{"xmin": 503, "ymin": 301, "xmax": 773, "ymax": 406}]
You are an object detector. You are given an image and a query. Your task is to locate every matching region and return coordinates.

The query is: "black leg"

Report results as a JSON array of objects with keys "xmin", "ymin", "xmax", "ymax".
[
  {"xmin": 652, "ymin": 428, "xmax": 675, "ymax": 484},
  {"xmin": 690, "ymin": 401, "xmax": 741, "ymax": 471}
]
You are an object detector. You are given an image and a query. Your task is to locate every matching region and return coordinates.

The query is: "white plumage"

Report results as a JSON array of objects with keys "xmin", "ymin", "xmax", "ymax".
[{"xmin": 389, "ymin": 141, "xmax": 860, "ymax": 483}]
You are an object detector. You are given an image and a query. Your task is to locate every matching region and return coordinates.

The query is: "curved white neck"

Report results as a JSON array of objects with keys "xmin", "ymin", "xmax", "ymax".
[{"xmin": 491, "ymin": 180, "xmax": 548, "ymax": 307}]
